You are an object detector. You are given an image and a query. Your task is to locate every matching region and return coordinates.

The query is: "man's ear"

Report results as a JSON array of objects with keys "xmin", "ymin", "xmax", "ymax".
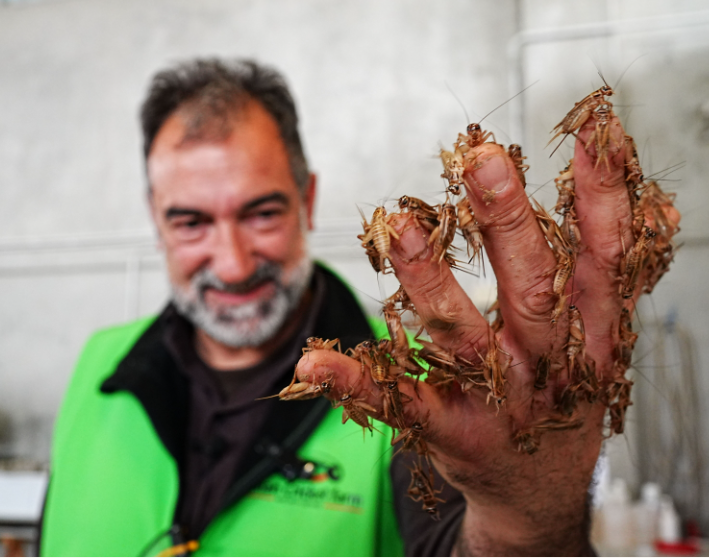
[{"xmin": 304, "ymin": 173, "xmax": 317, "ymax": 231}]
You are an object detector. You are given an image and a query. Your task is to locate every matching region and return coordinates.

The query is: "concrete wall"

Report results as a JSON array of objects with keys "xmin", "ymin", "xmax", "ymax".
[{"xmin": 1, "ymin": 0, "xmax": 708, "ymax": 532}]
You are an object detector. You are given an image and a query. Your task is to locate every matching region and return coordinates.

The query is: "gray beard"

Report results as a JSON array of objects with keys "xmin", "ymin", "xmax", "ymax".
[{"xmin": 171, "ymin": 256, "xmax": 313, "ymax": 349}]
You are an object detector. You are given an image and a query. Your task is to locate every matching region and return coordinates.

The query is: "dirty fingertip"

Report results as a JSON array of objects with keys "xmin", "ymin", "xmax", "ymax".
[
  {"xmin": 390, "ymin": 221, "xmax": 430, "ymax": 262},
  {"xmin": 464, "ymin": 147, "xmax": 513, "ymax": 203}
]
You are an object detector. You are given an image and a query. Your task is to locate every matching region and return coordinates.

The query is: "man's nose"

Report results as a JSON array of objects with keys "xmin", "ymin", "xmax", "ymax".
[{"xmin": 210, "ymin": 223, "xmax": 257, "ymax": 284}]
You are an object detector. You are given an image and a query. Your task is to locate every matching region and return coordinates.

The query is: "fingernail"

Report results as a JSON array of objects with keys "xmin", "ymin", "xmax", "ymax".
[
  {"xmin": 470, "ymin": 153, "xmax": 511, "ymax": 194},
  {"xmin": 392, "ymin": 223, "xmax": 429, "ymax": 261}
]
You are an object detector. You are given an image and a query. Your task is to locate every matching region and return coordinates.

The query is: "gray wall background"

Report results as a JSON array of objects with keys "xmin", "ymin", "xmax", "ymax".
[{"xmin": 1, "ymin": 0, "xmax": 708, "ymax": 530}]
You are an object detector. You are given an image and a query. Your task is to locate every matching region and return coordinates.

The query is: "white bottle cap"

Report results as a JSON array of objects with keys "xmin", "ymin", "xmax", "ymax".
[{"xmin": 641, "ymin": 482, "xmax": 661, "ymax": 504}]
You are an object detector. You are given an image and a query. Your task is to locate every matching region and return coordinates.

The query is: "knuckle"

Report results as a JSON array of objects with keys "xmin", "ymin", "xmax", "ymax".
[
  {"xmin": 454, "ymin": 328, "xmax": 492, "ymax": 361},
  {"xmin": 519, "ymin": 276, "xmax": 557, "ymax": 318},
  {"xmin": 405, "ymin": 268, "xmax": 448, "ymax": 304},
  {"xmin": 481, "ymin": 197, "xmax": 532, "ymax": 241}
]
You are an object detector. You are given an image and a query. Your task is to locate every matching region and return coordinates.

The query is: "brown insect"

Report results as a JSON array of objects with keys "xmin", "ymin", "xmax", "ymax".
[
  {"xmin": 514, "ymin": 412, "xmax": 584, "ymax": 454},
  {"xmin": 275, "ymin": 377, "xmax": 334, "ymax": 401},
  {"xmin": 423, "ymin": 367, "xmax": 457, "ymax": 388},
  {"xmin": 561, "ymin": 209, "xmax": 582, "ymax": 256},
  {"xmin": 624, "ymin": 134, "xmax": 644, "ymax": 189},
  {"xmin": 456, "ymin": 197, "xmax": 485, "ymax": 271},
  {"xmin": 383, "ymin": 303, "xmax": 410, "ymax": 354},
  {"xmin": 619, "ymin": 226, "xmax": 656, "ymax": 299},
  {"xmin": 554, "ymin": 161, "xmax": 576, "ymax": 215},
  {"xmin": 381, "ymin": 306, "xmax": 423, "ymax": 376},
  {"xmin": 367, "ymin": 343, "xmax": 394, "ymax": 386},
  {"xmin": 392, "ymin": 420, "xmax": 428, "ymax": 456},
  {"xmin": 398, "ymin": 195, "xmax": 440, "ymax": 233},
  {"xmin": 407, "ymin": 462, "xmax": 445, "ymax": 521},
  {"xmin": 385, "ymin": 284, "xmax": 417, "ymax": 314},
  {"xmin": 427, "ymin": 202, "xmax": 458, "ymax": 264},
  {"xmin": 303, "ymin": 337, "xmax": 341, "ymax": 354},
  {"xmin": 514, "ymin": 430, "xmax": 539, "ymax": 455},
  {"xmin": 440, "ymin": 148, "xmax": 467, "ymax": 196},
  {"xmin": 534, "ymin": 199, "xmax": 573, "ymax": 260},
  {"xmin": 419, "ymin": 342, "xmax": 484, "ymax": 392},
  {"xmin": 486, "ymin": 298, "xmax": 504, "ymax": 333},
  {"xmin": 585, "ymin": 104, "xmax": 617, "ymax": 172},
  {"xmin": 557, "ymin": 383, "xmax": 579, "ymax": 417},
  {"xmin": 338, "ymin": 392, "xmax": 377, "ymax": 434},
  {"xmin": 550, "ymin": 293, "xmax": 569, "ymax": 325},
  {"xmin": 453, "ymin": 85, "xmax": 533, "ymax": 155},
  {"xmin": 534, "ymin": 353, "xmax": 552, "ymax": 390},
  {"xmin": 416, "ymin": 340, "xmax": 476, "ymax": 378},
  {"xmin": 456, "ymin": 122, "xmax": 496, "ymax": 151},
  {"xmin": 358, "ymin": 206, "xmax": 400, "ymax": 274},
  {"xmin": 382, "ymin": 379, "xmax": 411, "ymax": 431},
  {"xmin": 630, "ymin": 204, "xmax": 646, "ymax": 241},
  {"xmin": 616, "ymin": 308, "xmax": 638, "ymax": 368},
  {"xmin": 346, "ymin": 340, "xmax": 377, "ymax": 377},
  {"xmin": 362, "ymin": 239, "xmax": 382, "ymax": 273},
  {"xmin": 549, "ymin": 84, "xmax": 614, "ymax": 153},
  {"xmin": 552, "ymin": 257, "xmax": 574, "ymax": 298},
  {"xmin": 638, "ymin": 181, "xmax": 680, "ymax": 293},
  {"xmin": 508, "ymin": 144, "xmax": 529, "ymax": 188},
  {"xmin": 640, "ymin": 181, "xmax": 679, "ymax": 238},
  {"xmin": 533, "ymin": 199, "xmax": 576, "ymax": 301},
  {"xmin": 566, "ymin": 305, "xmax": 587, "ymax": 381},
  {"xmin": 606, "ymin": 376, "xmax": 633, "ymax": 434},
  {"xmin": 477, "ymin": 331, "xmax": 510, "ymax": 409}
]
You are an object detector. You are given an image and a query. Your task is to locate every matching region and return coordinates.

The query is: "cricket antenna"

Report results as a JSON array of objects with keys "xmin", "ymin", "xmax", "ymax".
[
  {"xmin": 526, "ymin": 178, "xmax": 554, "ymax": 200},
  {"xmin": 445, "ymin": 82, "xmax": 470, "ymax": 124},
  {"xmin": 645, "ymin": 161, "xmax": 686, "ymax": 182},
  {"xmin": 478, "ymin": 80, "xmax": 539, "ymax": 125},
  {"xmin": 598, "ymin": 69, "xmax": 610, "ymax": 89},
  {"xmin": 613, "ymin": 54, "xmax": 648, "ymax": 91}
]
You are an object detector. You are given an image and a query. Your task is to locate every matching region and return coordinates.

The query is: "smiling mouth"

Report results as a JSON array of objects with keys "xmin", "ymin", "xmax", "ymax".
[{"xmin": 203, "ymin": 281, "xmax": 277, "ymax": 306}]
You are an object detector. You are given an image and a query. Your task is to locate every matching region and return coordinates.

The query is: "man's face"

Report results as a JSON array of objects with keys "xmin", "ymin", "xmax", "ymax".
[{"xmin": 147, "ymin": 102, "xmax": 316, "ymax": 348}]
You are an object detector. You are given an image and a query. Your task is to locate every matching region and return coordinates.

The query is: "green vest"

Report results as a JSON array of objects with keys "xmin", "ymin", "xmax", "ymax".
[{"xmin": 41, "ymin": 316, "xmax": 403, "ymax": 556}]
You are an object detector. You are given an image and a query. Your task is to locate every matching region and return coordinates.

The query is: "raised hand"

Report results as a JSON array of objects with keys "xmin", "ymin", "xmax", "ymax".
[{"xmin": 292, "ymin": 101, "xmax": 678, "ymax": 555}]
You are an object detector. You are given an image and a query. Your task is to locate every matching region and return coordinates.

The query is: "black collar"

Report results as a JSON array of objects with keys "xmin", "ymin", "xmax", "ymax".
[{"xmin": 101, "ymin": 263, "xmax": 374, "ymax": 510}]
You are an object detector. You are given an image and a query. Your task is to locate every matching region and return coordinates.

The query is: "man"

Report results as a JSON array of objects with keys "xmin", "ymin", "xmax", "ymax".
[
  {"xmin": 41, "ymin": 59, "xmax": 407, "ymax": 557},
  {"xmin": 40, "ymin": 58, "xmax": 653, "ymax": 556}
]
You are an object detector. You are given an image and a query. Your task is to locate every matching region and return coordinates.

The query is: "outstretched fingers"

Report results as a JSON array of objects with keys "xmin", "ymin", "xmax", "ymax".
[
  {"xmin": 462, "ymin": 143, "xmax": 561, "ymax": 358},
  {"xmin": 295, "ymin": 349, "xmax": 500, "ymax": 462}
]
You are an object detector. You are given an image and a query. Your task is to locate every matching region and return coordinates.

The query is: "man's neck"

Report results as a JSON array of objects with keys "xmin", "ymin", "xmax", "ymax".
[{"xmin": 194, "ymin": 287, "xmax": 313, "ymax": 371}]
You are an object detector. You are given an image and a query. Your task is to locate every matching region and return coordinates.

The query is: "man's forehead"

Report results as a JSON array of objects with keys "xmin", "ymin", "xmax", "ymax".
[
  {"xmin": 148, "ymin": 140, "xmax": 238, "ymax": 184},
  {"xmin": 147, "ymin": 102, "xmax": 295, "ymax": 196}
]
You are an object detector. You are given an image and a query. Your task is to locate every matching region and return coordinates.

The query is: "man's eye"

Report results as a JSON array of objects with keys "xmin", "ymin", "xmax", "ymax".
[
  {"xmin": 173, "ymin": 219, "xmax": 204, "ymax": 230},
  {"xmin": 257, "ymin": 209, "xmax": 280, "ymax": 218},
  {"xmin": 246, "ymin": 207, "xmax": 286, "ymax": 226},
  {"xmin": 170, "ymin": 218, "xmax": 208, "ymax": 240}
]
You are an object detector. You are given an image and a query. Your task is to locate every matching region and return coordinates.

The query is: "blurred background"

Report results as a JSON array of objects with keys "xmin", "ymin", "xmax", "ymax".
[{"xmin": 0, "ymin": 0, "xmax": 707, "ymax": 554}]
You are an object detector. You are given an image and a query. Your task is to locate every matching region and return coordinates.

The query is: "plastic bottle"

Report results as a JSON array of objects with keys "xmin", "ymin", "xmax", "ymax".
[
  {"xmin": 635, "ymin": 482, "xmax": 661, "ymax": 556},
  {"xmin": 601, "ymin": 478, "xmax": 635, "ymax": 554},
  {"xmin": 657, "ymin": 495, "xmax": 681, "ymax": 544}
]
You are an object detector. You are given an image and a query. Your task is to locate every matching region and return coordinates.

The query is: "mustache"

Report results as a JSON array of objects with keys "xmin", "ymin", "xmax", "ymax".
[{"xmin": 193, "ymin": 263, "xmax": 282, "ymax": 296}]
